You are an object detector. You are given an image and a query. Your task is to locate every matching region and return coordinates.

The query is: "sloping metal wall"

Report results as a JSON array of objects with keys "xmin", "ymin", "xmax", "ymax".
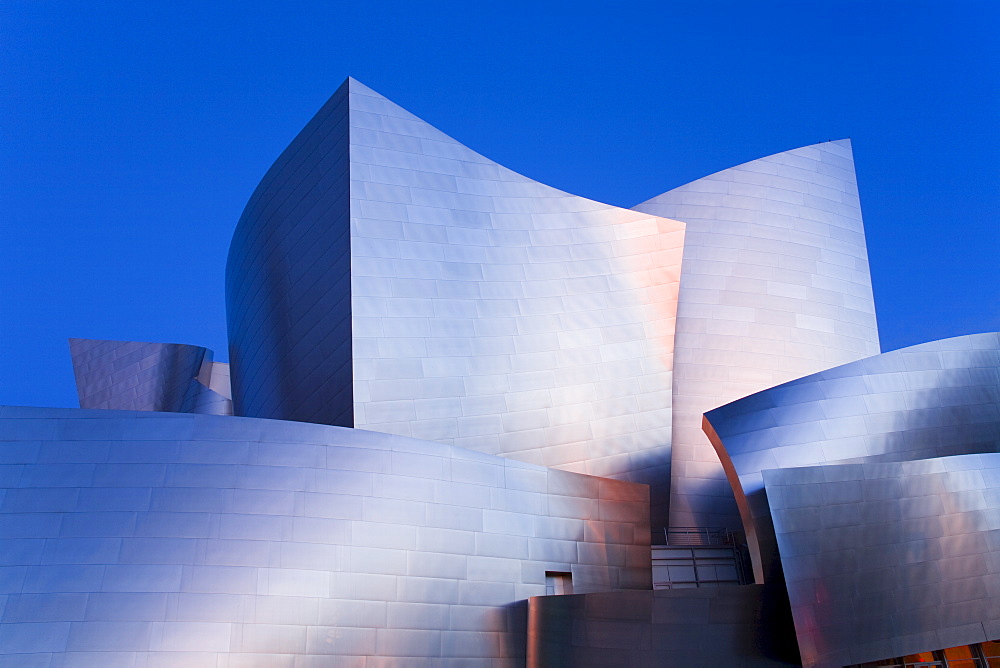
[
  {"xmin": 227, "ymin": 78, "xmax": 686, "ymax": 527},
  {"xmin": 634, "ymin": 140, "xmax": 880, "ymax": 532},
  {"xmin": 70, "ymin": 338, "xmax": 231, "ymax": 416},
  {"xmin": 226, "ymin": 81, "xmax": 355, "ymax": 427},
  {"xmin": 0, "ymin": 405, "xmax": 649, "ymax": 665},
  {"xmin": 705, "ymin": 332, "xmax": 1000, "ymax": 667},
  {"xmin": 766, "ymin": 455, "xmax": 1000, "ymax": 667}
]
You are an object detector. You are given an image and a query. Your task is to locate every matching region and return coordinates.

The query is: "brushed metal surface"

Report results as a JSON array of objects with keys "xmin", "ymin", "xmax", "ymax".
[
  {"xmin": 527, "ymin": 585, "xmax": 800, "ymax": 667},
  {"xmin": 766, "ymin": 455, "xmax": 1000, "ymax": 667},
  {"xmin": 705, "ymin": 332, "xmax": 1000, "ymax": 585},
  {"xmin": 227, "ymin": 78, "xmax": 685, "ymax": 526},
  {"xmin": 704, "ymin": 332, "xmax": 1000, "ymax": 667},
  {"xmin": 633, "ymin": 140, "xmax": 881, "ymax": 532},
  {"xmin": 69, "ymin": 339, "xmax": 232, "ymax": 416},
  {"xmin": 0, "ymin": 405, "xmax": 649, "ymax": 665}
]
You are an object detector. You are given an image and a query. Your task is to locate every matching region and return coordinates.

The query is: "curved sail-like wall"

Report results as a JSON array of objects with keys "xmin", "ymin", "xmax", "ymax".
[
  {"xmin": 227, "ymin": 78, "xmax": 686, "ymax": 525},
  {"xmin": 0, "ymin": 405, "xmax": 649, "ymax": 665},
  {"xmin": 705, "ymin": 332, "xmax": 1000, "ymax": 584},
  {"xmin": 705, "ymin": 332, "xmax": 1000, "ymax": 667},
  {"xmin": 69, "ymin": 338, "xmax": 232, "ymax": 416},
  {"xmin": 6, "ymin": 75, "xmax": 996, "ymax": 667},
  {"xmin": 634, "ymin": 139, "xmax": 881, "ymax": 532},
  {"xmin": 767, "ymin": 455, "xmax": 1000, "ymax": 667}
]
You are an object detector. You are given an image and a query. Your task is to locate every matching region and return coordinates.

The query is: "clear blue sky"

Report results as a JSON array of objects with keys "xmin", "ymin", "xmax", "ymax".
[{"xmin": 2, "ymin": 1, "xmax": 998, "ymax": 408}]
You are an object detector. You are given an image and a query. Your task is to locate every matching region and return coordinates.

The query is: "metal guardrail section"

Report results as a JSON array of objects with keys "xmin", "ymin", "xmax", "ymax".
[
  {"xmin": 660, "ymin": 526, "xmax": 736, "ymax": 546},
  {"xmin": 651, "ymin": 527, "xmax": 754, "ymax": 587}
]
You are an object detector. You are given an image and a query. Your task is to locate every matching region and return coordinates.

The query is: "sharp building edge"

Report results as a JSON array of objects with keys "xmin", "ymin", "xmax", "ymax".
[
  {"xmin": 2, "ymin": 78, "xmax": 995, "ymax": 667},
  {"xmin": 705, "ymin": 332, "xmax": 1000, "ymax": 667},
  {"xmin": 227, "ymin": 78, "xmax": 685, "ymax": 528},
  {"xmin": 69, "ymin": 338, "xmax": 233, "ymax": 416},
  {"xmin": 633, "ymin": 139, "xmax": 880, "ymax": 533}
]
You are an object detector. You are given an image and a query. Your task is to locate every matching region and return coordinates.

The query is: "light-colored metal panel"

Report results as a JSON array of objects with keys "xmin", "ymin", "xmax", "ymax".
[
  {"xmin": 705, "ymin": 332, "xmax": 1000, "ymax": 586},
  {"xmin": 0, "ymin": 405, "xmax": 649, "ymax": 664},
  {"xmin": 225, "ymin": 79, "xmax": 684, "ymax": 526},
  {"xmin": 765, "ymin": 454, "xmax": 1000, "ymax": 667},
  {"xmin": 704, "ymin": 333, "xmax": 1000, "ymax": 666},
  {"xmin": 634, "ymin": 140, "xmax": 880, "ymax": 531}
]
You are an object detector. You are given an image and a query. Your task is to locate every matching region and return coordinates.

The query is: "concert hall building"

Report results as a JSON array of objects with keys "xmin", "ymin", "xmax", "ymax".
[{"xmin": 2, "ymin": 78, "xmax": 997, "ymax": 667}]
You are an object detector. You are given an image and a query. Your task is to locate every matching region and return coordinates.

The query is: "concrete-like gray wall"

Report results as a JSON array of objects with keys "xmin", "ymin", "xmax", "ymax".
[
  {"xmin": 0, "ymin": 405, "xmax": 649, "ymax": 666},
  {"xmin": 634, "ymin": 140, "xmax": 880, "ymax": 532}
]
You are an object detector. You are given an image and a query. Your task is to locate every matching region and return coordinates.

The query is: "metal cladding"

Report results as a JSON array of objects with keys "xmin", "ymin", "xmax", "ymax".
[
  {"xmin": 227, "ymin": 78, "xmax": 686, "ymax": 525},
  {"xmin": 766, "ymin": 455, "xmax": 1000, "ymax": 667},
  {"xmin": 704, "ymin": 332, "xmax": 1000, "ymax": 666},
  {"xmin": 527, "ymin": 586, "xmax": 800, "ymax": 667},
  {"xmin": 69, "ymin": 338, "xmax": 232, "ymax": 416},
  {"xmin": 9, "ymin": 75, "xmax": 991, "ymax": 666},
  {"xmin": 226, "ymin": 81, "xmax": 354, "ymax": 430},
  {"xmin": 705, "ymin": 332, "xmax": 1000, "ymax": 585},
  {"xmin": 0, "ymin": 405, "xmax": 650, "ymax": 665},
  {"xmin": 633, "ymin": 139, "xmax": 880, "ymax": 532}
]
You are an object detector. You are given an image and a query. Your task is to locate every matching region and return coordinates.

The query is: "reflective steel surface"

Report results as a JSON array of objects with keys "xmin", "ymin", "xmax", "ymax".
[
  {"xmin": 704, "ymin": 332, "xmax": 1000, "ymax": 666},
  {"xmin": 8, "ymin": 76, "xmax": 985, "ymax": 666},
  {"xmin": 227, "ymin": 78, "xmax": 686, "ymax": 525},
  {"xmin": 705, "ymin": 332, "xmax": 1000, "ymax": 585},
  {"xmin": 0, "ymin": 405, "xmax": 649, "ymax": 665},
  {"xmin": 527, "ymin": 586, "xmax": 799, "ymax": 667},
  {"xmin": 766, "ymin": 455, "xmax": 1000, "ymax": 667},
  {"xmin": 634, "ymin": 140, "xmax": 881, "ymax": 532},
  {"xmin": 69, "ymin": 339, "xmax": 232, "ymax": 416}
]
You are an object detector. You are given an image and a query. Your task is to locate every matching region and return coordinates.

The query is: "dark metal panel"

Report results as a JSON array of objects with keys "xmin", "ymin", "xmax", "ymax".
[
  {"xmin": 69, "ymin": 338, "xmax": 232, "ymax": 416},
  {"xmin": 225, "ymin": 80, "xmax": 354, "ymax": 427},
  {"xmin": 527, "ymin": 585, "xmax": 800, "ymax": 667}
]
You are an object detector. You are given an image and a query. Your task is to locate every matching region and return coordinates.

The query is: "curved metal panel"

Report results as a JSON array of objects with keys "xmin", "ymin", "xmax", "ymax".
[
  {"xmin": 633, "ymin": 140, "xmax": 881, "ymax": 532},
  {"xmin": 0, "ymin": 405, "xmax": 650, "ymax": 665},
  {"xmin": 227, "ymin": 78, "xmax": 686, "ymax": 525},
  {"xmin": 527, "ymin": 586, "xmax": 799, "ymax": 667},
  {"xmin": 188, "ymin": 361, "xmax": 232, "ymax": 416},
  {"xmin": 764, "ymin": 454, "xmax": 1000, "ymax": 667},
  {"xmin": 69, "ymin": 338, "xmax": 232, "ymax": 416},
  {"xmin": 226, "ymin": 80, "xmax": 355, "ymax": 428},
  {"xmin": 705, "ymin": 332, "xmax": 1000, "ymax": 584}
]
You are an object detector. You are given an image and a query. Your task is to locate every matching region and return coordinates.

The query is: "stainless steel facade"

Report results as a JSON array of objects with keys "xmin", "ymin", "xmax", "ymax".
[
  {"xmin": 705, "ymin": 332, "xmax": 1000, "ymax": 585},
  {"xmin": 634, "ymin": 139, "xmax": 880, "ymax": 533},
  {"xmin": 527, "ymin": 586, "xmax": 799, "ymax": 667},
  {"xmin": 226, "ymin": 82, "xmax": 355, "ymax": 430},
  {"xmin": 70, "ymin": 338, "xmax": 232, "ymax": 416},
  {"xmin": 766, "ymin": 455, "xmax": 1000, "ymax": 668},
  {"xmin": 4, "ymin": 76, "xmax": 992, "ymax": 666},
  {"xmin": 0, "ymin": 405, "xmax": 649, "ymax": 665},
  {"xmin": 705, "ymin": 332, "xmax": 1000, "ymax": 667},
  {"xmin": 228, "ymin": 78, "xmax": 686, "ymax": 527}
]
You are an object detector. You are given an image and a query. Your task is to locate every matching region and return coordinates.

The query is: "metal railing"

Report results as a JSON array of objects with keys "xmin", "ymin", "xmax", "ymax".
[
  {"xmin": 655, "ymin": 526, "xmax": 738, "ymax": 546},
  {"xmin": 651, "ymin": 527, "xmax": 754, "ymax": 586}
]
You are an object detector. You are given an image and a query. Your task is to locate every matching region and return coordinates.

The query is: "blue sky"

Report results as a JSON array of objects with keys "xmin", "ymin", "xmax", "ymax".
[{"xmin": 2, "ymin": 1, "xmax": 997, "ymax": 408}]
